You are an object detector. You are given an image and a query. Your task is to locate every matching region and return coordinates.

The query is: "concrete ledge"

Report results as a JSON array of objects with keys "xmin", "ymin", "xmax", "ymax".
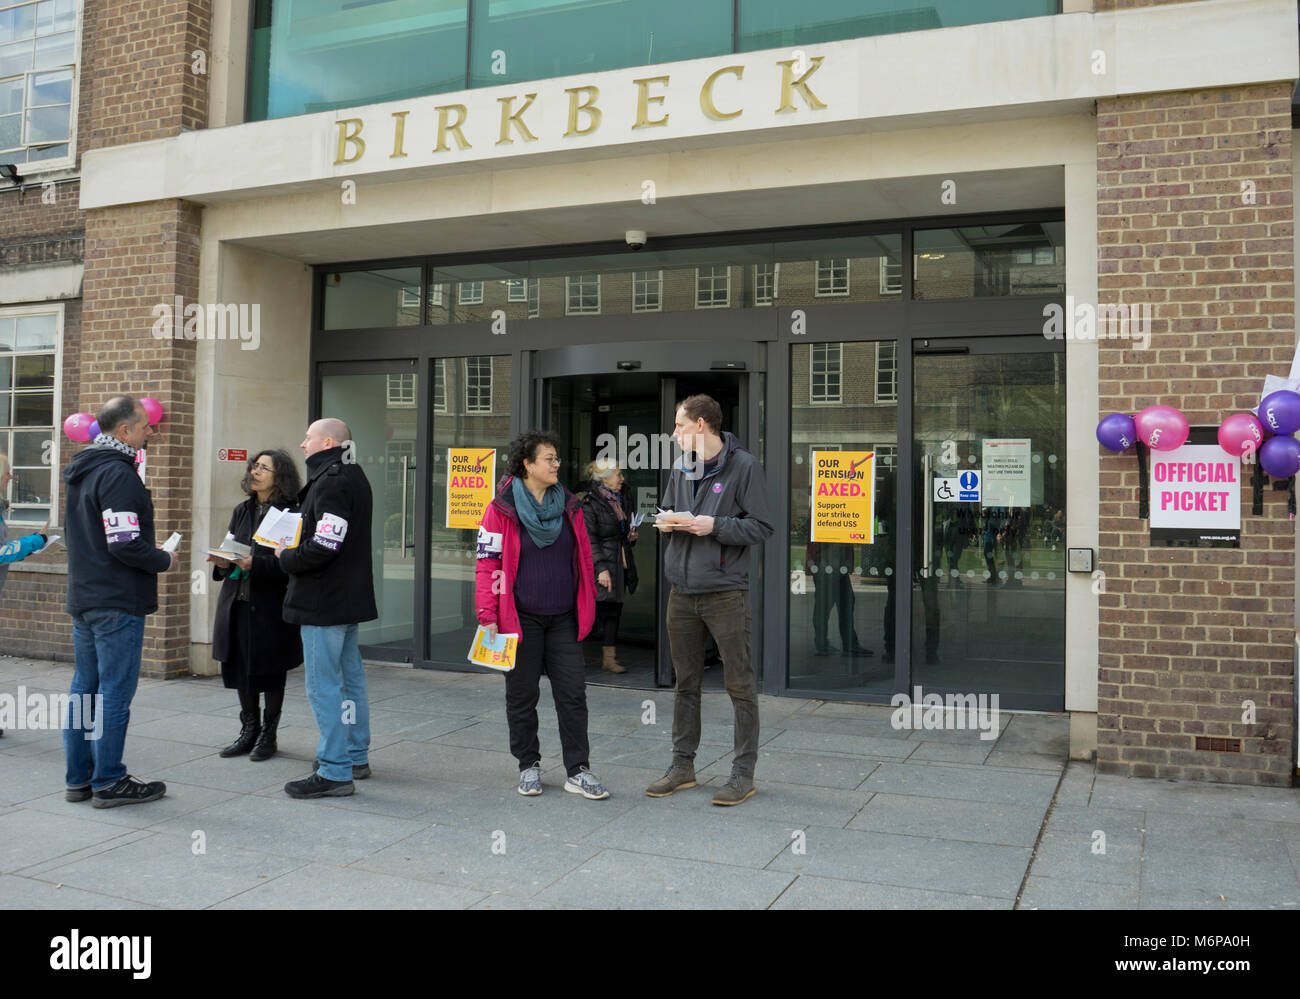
[{"xmin": 1069, "ymin": 711, "xmax": 1097, "ymax": 761}]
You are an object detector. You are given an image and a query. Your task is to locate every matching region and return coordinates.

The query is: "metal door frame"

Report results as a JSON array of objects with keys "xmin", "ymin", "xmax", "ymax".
[{"xmin": 530, "ymin": 341, "xmax": 765, "ymax": 687}]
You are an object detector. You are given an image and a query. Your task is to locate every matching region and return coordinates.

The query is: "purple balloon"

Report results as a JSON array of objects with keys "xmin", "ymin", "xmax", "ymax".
[
  {"xmin": 1258, "ymin": 390, "xmax": 1300, "ymax": 435},
  {"xmin": 1259, "ymin": 435, "xmax": 1300, "ymax": 479},
  {"xmin": 87, "ymin": 419, "xmax": 100, "ymax": 439},
  {"xmin": 1096, "ymin": 413, "xmax": 1136, "ymax": 452},
  {"xmin": 1134, "ymin": 404, "xmax": 1189, "ymax": 452}
]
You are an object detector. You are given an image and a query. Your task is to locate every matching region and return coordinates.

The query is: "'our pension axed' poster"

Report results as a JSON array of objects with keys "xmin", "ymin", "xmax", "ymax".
[
  {"xmin": 446, "ymin": 448, "xmax": 496, "ymax": 529},
  {"xmin": 1148, "ymin": 443, "xmax": 1240, "ymax": 546},
  {"xmin": 810, "ymin": 450, "xmax": 874, "ymax": 544}
]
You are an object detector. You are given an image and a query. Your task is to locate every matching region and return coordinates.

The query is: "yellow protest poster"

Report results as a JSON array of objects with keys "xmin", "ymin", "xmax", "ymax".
[
  {"xmin": 811, "ymin": 450, "xmax": 874, "ymax": 544},
  {"xmin": 447, "ymin": 448, "xmax": 497, "ymax": 529}
]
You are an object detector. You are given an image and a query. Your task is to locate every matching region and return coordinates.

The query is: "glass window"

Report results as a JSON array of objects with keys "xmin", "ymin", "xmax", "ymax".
[
  {"xmin": 0, "ymin": 305, "xmax": 60, "ymax": 524},
  {"xmin": 809, "ymin": 342, "xmax": 841, "ymax": 404},
  {"xmin": 566, "ymin": 274, "xmax": 601, "ymax": 315},
  {"xmin": 739, "ymin": 0, "xmax": 1055, "ymax": 50},
  {"xmin": 879, "ymin": 256, "xmax": 901, "ymax": 295},
  {"xmin": 429, "ymin": 354, "xmax": 512, "ymax": 663},
  {"xmin": 465, "ymin": 356, "xmax": 493, "ymax": 413},
  {"xmin": 248, "ymin": 0, "xmax": 468, "ymax": 121},
  {"xmin": 526, "ymin": 277, "xmax": 539, "ymax": 318},
  {"xmin": 632, "ymin": 270, "xmax": 662, "ymax": 313},
  {"xmin": 386, "ymin": 372, "xmax": 416, "ymax": 407},
  {"xmin": 323, "ymin": 267, "xmax": 422, "ymax": 330},
  {"xmin": 875, "ymin": 341, "xmax": 897, "ymax": 404},
  {"xmin": 815, "ymin": 259, "xmax": 849, "ymax": 297},
  {"xmin": 789, "ymin": 340, "xmax": 897, "ymax": 694},
  {"xmin": 506, "ymin": 278, "xmax": 527, "ymax": 302},
  {"xmin": 754, "ymin": 262, "xmax": 779, "ymax": 306},
  {"xmin": 695, "ymin": 265, "xmax": 730, "ymax": 309},
  {"xmin": 913, "ymin": 222, "xmax": 1065, "ymax": 300},
  {"xmin": 468, "ymin": 0, "xmax": 729, "ymax": 88},
  {"xmin": 432, "ymin": 358, "xmax": 448, "ymax": 413},
  {"xmin": 458, "ymin": 280, "xmax": 484, "ymax": 305},
  {"xmin": 0, "ymin": 0, "xmax": 76, "ymax": 164}
]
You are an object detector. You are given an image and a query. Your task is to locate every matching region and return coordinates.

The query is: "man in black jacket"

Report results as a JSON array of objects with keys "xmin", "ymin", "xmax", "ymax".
[
  {"xmin": 645, "ymin": 395, "xmax": 773, "ymax": 807},
  {"xmin": 276, "ymin": 418, "xmax": 377, "ymax": 799},
  {"xmin": 62, "ymin": 396, "xmax": 177, "ymax": 808}
]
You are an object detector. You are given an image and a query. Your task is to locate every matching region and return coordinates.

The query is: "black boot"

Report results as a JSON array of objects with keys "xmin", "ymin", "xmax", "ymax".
[
  {"xmin": 219, "ymin": 709, "xmax": 260, "ymax": 757},
  {"xmin": 249, "ymin": 710, "xmax": 280, "ymax": 762}
]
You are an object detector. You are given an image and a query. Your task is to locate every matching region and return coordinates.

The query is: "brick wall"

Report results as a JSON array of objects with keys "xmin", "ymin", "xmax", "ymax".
[
  {"xmin": 88, "ymin": 1, "xmax": 213, "ymax": 149},
  {"xmin": 1096, "ymin": 83, "xmax": 1296, "ymax": 786},
  {"xmin": 79, "ymin": 201, "xmax": 202, "ymax": 677}
]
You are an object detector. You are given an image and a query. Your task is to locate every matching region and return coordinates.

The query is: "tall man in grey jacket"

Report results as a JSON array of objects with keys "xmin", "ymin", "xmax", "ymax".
[{"xmin": 646, "ymin": 394, "xmax": 773, "ymax": 806}]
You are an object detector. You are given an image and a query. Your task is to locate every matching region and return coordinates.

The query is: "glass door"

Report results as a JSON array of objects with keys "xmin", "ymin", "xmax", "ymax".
[
  {"xmin": 911, "ymin": 337, "xmax": 1065, "ymax": 709},
  {"xmin": 318, "ymin": 361, "xmax": 420, "ymax": 660}
]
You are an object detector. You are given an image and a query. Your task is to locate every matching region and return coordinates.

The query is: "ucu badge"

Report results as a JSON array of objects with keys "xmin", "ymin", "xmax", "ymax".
[
  {"xmin": 101, "ymin": 508, "xmax": 141, "ymax": 545},
  {"xmin": 313, "ymin": 513, "xmax": 348, "ymax": 551},
  {"xmin": 1267, "ymin": 407, "xmax": 1279, "ymax": 430},
  {"xmin": 1148, "ymin": 428, "xmax": 1162, "ymax": 446}
]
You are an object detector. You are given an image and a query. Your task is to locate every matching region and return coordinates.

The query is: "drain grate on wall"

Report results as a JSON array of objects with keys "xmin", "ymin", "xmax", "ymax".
[{"xmin": 1195, "ymin": 736, "xmax": 1242, "ymax": 753}]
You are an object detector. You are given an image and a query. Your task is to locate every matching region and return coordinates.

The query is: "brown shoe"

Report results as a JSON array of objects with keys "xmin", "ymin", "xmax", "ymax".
[
  {"xmin": 645, "ymin": 764, "xmax": 696, "ymax": 797},
  {"xmin": 601, "ymin": 647, "xmax": 627, "ymax": 674},
  {"xmin": 711, "ymin": 775, "xmax": 755, "ymax": 806}
]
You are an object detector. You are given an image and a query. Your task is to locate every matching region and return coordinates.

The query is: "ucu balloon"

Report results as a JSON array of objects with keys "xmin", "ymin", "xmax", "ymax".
[
  {"xmin": 1258, "ymin": 390, "xmax": 1300, "ymax": 435},
  {"xmin": 1133, "ymin": 405, "xmax": 1189, "ymax": 452}
]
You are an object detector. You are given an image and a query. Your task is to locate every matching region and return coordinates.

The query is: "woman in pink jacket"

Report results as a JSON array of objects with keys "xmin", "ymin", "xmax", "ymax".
[{"xmin": 474, "ymin": 430, "xmax": 607, "ymax": 799}]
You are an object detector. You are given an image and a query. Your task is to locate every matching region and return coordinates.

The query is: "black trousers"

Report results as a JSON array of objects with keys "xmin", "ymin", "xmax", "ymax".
[{"xmin": 505, "ymin": 610, "xmax": 590, "ymax": 777}]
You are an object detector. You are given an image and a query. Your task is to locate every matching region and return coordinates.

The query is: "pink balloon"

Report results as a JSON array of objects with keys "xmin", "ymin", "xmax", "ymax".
[
  {"xmin": 1133, "ymin": 405, "xmax": 1189, "ymax": 451},
  {"xmin": 1218, "ymin": 412, "xmax": 1264, "ymax": 459},
  {"xmin": 139, "ymin": 397, "xmax": 164, "ymax": 426},
  {"xmin": 63, "ymin": 413, "xmax": 94, "ymax": 442}
]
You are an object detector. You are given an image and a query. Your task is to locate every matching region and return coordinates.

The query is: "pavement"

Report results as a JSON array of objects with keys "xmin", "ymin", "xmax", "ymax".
[{"xmin": 1, "ymin": 654, "xmax": 1298, "ymax": 910}]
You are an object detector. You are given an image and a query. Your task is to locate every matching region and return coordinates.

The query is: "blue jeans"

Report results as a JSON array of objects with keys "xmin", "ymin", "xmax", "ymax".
[
  {"xmin": 302, "ymin": 623, "xmax": 369, "ymax": 782},
  {"xmin": 65, "ymin": 608, "xmax": 146, "ymax": 791}
]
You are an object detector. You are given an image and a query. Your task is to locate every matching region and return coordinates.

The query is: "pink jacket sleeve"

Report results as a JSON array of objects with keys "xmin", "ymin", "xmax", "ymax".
[{"xmin": 474, "ymin": 505, "xmax": 505, "ymax": 627}]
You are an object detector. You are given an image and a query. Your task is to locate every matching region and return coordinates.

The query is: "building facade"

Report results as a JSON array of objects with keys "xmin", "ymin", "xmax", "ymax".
[{"xmin": 0, "ymin": 0, "xmax": 1296, "ymax": 785}]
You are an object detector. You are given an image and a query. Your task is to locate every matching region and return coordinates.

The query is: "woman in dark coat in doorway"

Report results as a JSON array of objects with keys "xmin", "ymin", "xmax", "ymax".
[
  {"xmin": 580, "ymin": 457, "xmax": 638, "ymax": 673},
  {"xmin": 207, "ymin": 449, "xmax": 303, "ymax": 761}
]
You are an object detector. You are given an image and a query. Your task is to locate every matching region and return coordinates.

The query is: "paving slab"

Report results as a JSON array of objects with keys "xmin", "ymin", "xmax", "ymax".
[
  {"xmin": 849, "ymin": 793, "xmax": 1046, "ymax": 847},
  {"xmin": 535, "ymin": 849, "xmax": 795, "ymax": 909},
  {"xmin": 0, "ymin": 808, "xmax": 150, "ymax": 874},
  {"xmin": 151, "ymin": 752, "xmax": 324, "ymax": 794},
  {"xmin": 213, "ymin": 862, "xmax": 487, "ymax": 909},
  {"xmin": 581, "ymin": 796, "xmax": 799, "ymax": 867},
  {"xmin": 771, "ymin": 873, "xmax": 1012, "ymax": 910},
  {"xmin": 32, "ymin": 831, "xmax": 306, "ymax": 909},
  {"xmin": 994, "ymin": 713, "xmax": 1070, "ymax": 756},
  {"xmin": 861, "ymin": 761, "xmax": 1059, "ymax": 806},
  {"xmin": 906, "ymin": 740, "xmax": 993, "ymax": 764},
  {"xmin": 150, "ymin": 793, "xmax": 430, "ymax": 866},
  {"xmin": 1089, "ymin": 774, "xmax": 1300, "ymax": 823},
  {"xmin": 761, "ymin": 729, "xmax": 919, "ymax": 759},
  {"xmin": 353, "ymin": 826, "xmax": 599, "ymax": 899},
  {"xmin": 365, "ymin": 740, "xmax": 520, "ymax": 784},
  {"xmin": 1020, "ymin": 875, "xmax": 1140, "ymax": 910},
  {"xmin": 767, "ymin": 825, "xmax": 1031, "ymax": 899},
  {"xmin": 0, "ymin": 873, "xmax": 162, "ymax": 909},
  {"xmin": 19, "ymin": 780, "xmax": 242, "ymax": 830}
]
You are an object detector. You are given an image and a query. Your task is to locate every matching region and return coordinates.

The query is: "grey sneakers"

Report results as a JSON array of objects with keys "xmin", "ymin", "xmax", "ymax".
[
  {"xmin": 564, "ymin": 767, "xmax": 610, "ymax": 800},
  {"xmin": 644, "ymin": 764, "xmax": 697, "ymax": 797},
  {"xmin": 518, "ymin": 764, "xmax": 542, "ymax": 796}
]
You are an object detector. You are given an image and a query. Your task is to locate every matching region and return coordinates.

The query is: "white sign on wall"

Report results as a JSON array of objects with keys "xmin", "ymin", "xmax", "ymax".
[{"xmin": 1148, "ymin": 443, "xmax": 1240, "ymax": 537}]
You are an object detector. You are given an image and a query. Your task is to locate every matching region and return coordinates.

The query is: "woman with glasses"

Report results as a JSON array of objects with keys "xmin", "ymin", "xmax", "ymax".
[
  {"xmin": 207, "ymin": 449, "xmax": 303, "ymax": 761},
  {"xmin": 474, "ymin": 431, "xmax": 608, "ymax": 799}
]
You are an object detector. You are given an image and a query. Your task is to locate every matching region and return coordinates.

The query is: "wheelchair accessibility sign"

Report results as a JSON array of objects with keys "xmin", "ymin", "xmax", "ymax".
[{"xmin": 933, "ymin": 471, "xmax": 980, "ymax": 503}]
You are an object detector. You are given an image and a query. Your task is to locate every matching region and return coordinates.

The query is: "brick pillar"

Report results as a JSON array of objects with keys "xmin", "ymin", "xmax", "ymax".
[
  {"xmin": 80, "ymin": 2, "xmax": 211, "ymax": 676},
  {"xmin": 1096, "ymin": 84, "xmax": 1296, "ymax": 786}
]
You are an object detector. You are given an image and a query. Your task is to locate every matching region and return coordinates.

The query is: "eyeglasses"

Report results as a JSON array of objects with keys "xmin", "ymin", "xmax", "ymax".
[
  {"xmin": 535, "ymin": 456, "xmax": 562, "ymax": 466},
  {"xmin": 252, "ymin": 464, "xmax": 275, "ymax": 473}
]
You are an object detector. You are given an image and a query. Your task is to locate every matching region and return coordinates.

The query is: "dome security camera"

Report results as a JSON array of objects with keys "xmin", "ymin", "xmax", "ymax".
[{"xmin": 625, "ymin": 229, "xmax": 647, "ymax": 250}]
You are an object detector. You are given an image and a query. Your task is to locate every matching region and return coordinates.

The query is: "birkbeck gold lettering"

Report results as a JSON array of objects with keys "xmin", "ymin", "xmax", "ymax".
[{"xmin": 326, "ymin": 59, "xmax": 828, "ymax": 165}]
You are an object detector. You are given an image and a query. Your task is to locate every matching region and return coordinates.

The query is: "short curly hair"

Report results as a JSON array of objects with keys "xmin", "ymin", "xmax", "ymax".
[{"xmin": 507, "ymin": 430, "xmax": 562, "ymax": 479}]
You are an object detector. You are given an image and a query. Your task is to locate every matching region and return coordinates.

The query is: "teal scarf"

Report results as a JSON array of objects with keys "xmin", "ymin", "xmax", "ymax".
[{"xmin": 512, "ymin": 477, "xmax": 566, "ymax": 548}]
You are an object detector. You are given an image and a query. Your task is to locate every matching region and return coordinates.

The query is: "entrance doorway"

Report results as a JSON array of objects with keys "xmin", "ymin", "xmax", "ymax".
[{"xmin": 545, "ymin": 367, "xmax": 747, "ymax": 690}]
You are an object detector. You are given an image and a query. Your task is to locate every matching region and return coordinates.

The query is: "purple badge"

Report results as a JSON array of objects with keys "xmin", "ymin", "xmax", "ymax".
[{"xmin": 712, "ymin": 483, "xmax": 723, "ymax": 493}]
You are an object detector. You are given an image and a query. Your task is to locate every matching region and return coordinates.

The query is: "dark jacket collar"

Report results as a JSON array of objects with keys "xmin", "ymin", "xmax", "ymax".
[{"xmin": 305, "ymin": 446, "xmax": 344, "ymax": 481}]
